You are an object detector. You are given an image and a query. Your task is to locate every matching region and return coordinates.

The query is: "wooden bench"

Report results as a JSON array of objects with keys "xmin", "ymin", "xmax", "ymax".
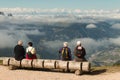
[{"xmin": 3, "ymin": 57, "xmax": 91, "ymax": 75}]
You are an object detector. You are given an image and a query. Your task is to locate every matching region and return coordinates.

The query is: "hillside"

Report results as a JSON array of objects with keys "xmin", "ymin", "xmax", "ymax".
[{"xmin": 89, "ymin": 47, "xmax": 120, "ymax": 66}]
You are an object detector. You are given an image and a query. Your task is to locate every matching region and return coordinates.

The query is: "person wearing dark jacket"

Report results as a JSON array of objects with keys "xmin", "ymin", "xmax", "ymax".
[
  {"xmin": 14, "ymin": 40, "xmax": 25, "ymax": 61},
  {"xmin": 59, "ymin": 42, "xmax": 72, "ymax": 61},
  {"xmin": 74, "ymin": 41, "xmax": 87, "ymax": 62}
]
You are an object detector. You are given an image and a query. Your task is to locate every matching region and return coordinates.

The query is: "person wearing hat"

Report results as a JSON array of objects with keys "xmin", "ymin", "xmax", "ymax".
[
  {"xmin": 74, "ymin": 41, "xmax": 87, "ymax": 61},
  {"xmin": 14, "ymin": 40, "xmax": 25, "ymax": 61},
  {"xmin": 59, "ymin": 42, "xmax": 72, "ymax": 61}
]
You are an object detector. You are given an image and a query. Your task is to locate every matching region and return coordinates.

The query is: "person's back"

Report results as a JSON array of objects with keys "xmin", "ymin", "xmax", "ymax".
[
  {"xmin": 26, "ymin": 42, "xmax": 37, "ymax": 60},
  {"xmin": 74, "ymin": 41, "xmax": 87, "ymax": 61},
  {"xmin": 59, "ymin": 42, "xmax": 72, "ymax": 61},
  {"xmin": 14, "ymin": 40, "xmax": 25, "ymax": 61}
]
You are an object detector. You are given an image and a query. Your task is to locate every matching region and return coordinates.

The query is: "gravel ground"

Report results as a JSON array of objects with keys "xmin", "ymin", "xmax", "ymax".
[{"xmin": 0, "ymin": 65, "xmax": 120, "ymax": 80}]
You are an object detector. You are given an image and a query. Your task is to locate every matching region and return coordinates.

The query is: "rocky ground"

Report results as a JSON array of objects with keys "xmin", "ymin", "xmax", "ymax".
[{"xmin": 0, "ymin": 65, "xmax": 120, "ymax": 80}]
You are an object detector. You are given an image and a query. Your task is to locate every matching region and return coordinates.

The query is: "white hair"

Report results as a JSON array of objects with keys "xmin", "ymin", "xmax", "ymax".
[
  {"xmin": 18, "ymin": 40, "xmax": 23, "ymax": 46},
  {"xmin": 63, "ymin": 42, "xmax": 68, "ymax": 47},
  {"xmin": 77, "ymin": 41, "xmax": 81, "ymax": 46}
]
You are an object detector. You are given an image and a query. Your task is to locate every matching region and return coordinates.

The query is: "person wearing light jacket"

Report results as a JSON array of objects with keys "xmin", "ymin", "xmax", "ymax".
[{"xmin": 26, "ymin": 42, "xmax": 37, "ymax": 60}]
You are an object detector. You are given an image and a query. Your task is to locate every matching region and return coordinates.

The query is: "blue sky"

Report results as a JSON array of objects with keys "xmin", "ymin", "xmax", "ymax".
[{"xmin": 0, "ymin": 0, "xmax": 120, "ymax": 10}]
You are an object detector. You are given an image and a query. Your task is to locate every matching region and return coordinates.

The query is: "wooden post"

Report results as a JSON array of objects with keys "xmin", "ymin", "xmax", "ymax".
[
  {"xmin": 21, "ymin": 59, "xmax": 32, "ymax": 68},
  {"xmin": 32, "ymin": 59, "xmax": 44, "ymax": 68},
  {"xmin": 43, "ymin": 60, "xmax": 56, "ymax": 69}
]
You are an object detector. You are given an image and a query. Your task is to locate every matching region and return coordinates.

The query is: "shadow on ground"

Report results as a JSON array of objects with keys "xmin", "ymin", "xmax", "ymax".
[{"xmin": 87, "ymin": 69, "xmax": 107, "ymax": 75}]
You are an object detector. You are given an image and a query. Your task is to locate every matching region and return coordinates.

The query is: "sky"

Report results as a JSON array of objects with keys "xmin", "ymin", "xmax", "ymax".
[{"xmin": 0, "ymin": 0, "xmax": 120, "ymax": 10}]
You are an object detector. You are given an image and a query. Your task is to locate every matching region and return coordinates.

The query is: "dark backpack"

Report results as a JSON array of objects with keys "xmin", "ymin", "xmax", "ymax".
[
  {"xmin": 61, "ymin": 47, "xmax": 69, "ymax": 59},
  {"xmin": 76, "ymin": 47, "xmax": 83, "ymax": 58}
]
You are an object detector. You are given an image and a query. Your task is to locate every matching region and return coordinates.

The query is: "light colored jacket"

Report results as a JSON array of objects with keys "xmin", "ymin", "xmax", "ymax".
[{"xmin": 26, "ymin": 46, "xmax": 36, "ymax": 54}]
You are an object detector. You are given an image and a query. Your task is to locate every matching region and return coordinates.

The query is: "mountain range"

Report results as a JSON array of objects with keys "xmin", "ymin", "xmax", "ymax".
[{"xmin": 0, "ymin": 8, "xmax": 120, "ymax": 66}]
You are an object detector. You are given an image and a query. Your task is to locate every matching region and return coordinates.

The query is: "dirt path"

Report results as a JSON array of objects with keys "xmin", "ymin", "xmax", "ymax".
[{"xmin": 0, "ymin": 65, "xmax": 120, "ymax": 80}]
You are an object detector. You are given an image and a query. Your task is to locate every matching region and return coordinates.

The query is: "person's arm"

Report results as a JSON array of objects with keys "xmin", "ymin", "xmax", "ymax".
[
  {"xmin": 59, "ymin": 47, "xmax": 63, "ymax": 53},
  {"xmin": 68, "ymin": 48, "xmax": 72, "ymax": 59},
  {"xmin": 74, "ymin": 47, "xmax": 77, "ymax": 56},
  {"xmin": 81, "ymin": 47, "xmax": 86, "ymax": 57},
  {"xmin": 22, "ymin": 46, "xmax": 25, "ymax": 56},
  {"xmin": 58, "ymin": 47, "xmax": 63, "ymax": 59},
  {"xmin": 83, "ymin": 47, "xmax": 86, "ymax": 56},
  {"xmin": 31, "ymin": 48, "xmax": 36, "ymax": 54}
]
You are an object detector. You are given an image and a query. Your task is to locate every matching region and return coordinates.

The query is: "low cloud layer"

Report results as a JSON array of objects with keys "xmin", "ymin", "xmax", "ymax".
[
  {"xmin": 111, "ymin": 23, "xmax": 120, "ymax": 29},
  {"xmin": 0, "ymin": 8, "xmax": 120, "ymax": 24},
  {"xmin": 0, "ymin": 22, "xmax": 45, "ymax": 48},
  {"xmin": 0, "ymin": 30, "xmax": 30, "ymax": 48},
  {"xmin": 86, "ymin": 24, "xmax": 97, "ymax": 29},
  {"xmin": 42, "ymin": 37, "xmax": 120, "ymax": 55},
  {"xmin": 0, "ymin": 9, "xmax": 120, "ymax": 55}
]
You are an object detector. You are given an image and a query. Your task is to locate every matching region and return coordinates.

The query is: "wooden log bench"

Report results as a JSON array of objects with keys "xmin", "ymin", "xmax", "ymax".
[{"xmin": 2, "ymin": 58, "xmax": 91, "ymax": 75}]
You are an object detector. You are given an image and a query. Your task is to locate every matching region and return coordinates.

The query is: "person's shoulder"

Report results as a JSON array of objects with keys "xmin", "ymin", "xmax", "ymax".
[
  {"xmin": 32, "ymin": 47, "xmax": 36, "ymax": 50},
  {"xmin": 67, "ymin": 47, "xmax": 71, "ymax": 50},
  {"xmin": 60, "ymin": 47, "xmax": 64, "ymax": 49},
  {"xmin": 14, "ymin": 45, "xmax": 18, "ymax": 47},
  {"xmin": 26, "ymin": 47, "xmax": 29, "ymax": 50},
  {"xmin": 82, "ymin": 46, "xmax": 85, "ymax": 49},
  {"xmin": 26, "ymin": 46, "xmax": 32, "ymax": 50},
  {"xmin": 15, "ymin": 45, "xmax": 22, "ymax": 48}
]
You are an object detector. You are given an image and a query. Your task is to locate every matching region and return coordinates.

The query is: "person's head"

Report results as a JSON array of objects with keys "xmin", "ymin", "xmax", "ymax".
[
  {"xmin": 77, "ymin": 41, "xmax": 81, "ymax": 46},
  {"xmin": 17, "ymin": 40, "xmax": 23, "ymax": 46},
  {"xmin": 28, "ymin": 42, "xmax": 33, "ymax": 47},
  {"xmin": 63, "ymin": 42, "xmax": 68, "ymax": 47}
]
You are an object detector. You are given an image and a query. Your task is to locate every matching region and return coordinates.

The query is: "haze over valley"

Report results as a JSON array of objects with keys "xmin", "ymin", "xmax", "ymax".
[{"xmin": 0, "ymin": 8, "xmax": 120, "ymax": 66}]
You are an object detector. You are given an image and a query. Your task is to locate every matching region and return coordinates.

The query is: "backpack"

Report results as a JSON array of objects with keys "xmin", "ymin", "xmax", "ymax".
[
  {"xmin": 61, "ymin": 47, "xmax": 69, "ymax": 59},
  {"xmin": 76, "ymin": 47, "xmax": 83, "ymax": 58}
]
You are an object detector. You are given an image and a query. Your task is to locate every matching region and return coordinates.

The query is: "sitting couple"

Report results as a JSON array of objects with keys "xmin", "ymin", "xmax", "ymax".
[{"xmin": 14, "ymin": 40, "xmax": 37, "ymax": 61}]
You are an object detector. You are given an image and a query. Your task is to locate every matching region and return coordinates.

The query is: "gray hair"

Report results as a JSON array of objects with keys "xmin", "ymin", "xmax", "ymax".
[
  {"xmin": 18, "ymin": 40, "xmax": 23, "ymax": 46},
  {"xmin": 63, "ymin": 42, "xmax": 68, "ymax": 47}
]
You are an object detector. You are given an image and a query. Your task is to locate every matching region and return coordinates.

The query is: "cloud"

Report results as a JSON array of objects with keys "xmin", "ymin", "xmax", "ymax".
[
  {"xmin": 86, "ymin": 24, "xmax": 97, "ymax": 29},
  {"xmin": 43, "ymin": 37, "xmax": 120, "ymax": 56},
  {"xmin": 109, "ymin": 37, "xmax": 120, "ymax": 46},
  {"xmin": 19, "ymin": 29, "xmax": 45, "ymax": 35},
  {"xmin": 0, "ymin": 30, "xmax": 30, "ymax": 48},
  {"xmin": 0, "ymin": 8, "xmax": 120, "ymax": 54},
  {"xmin": 111, "ymin": 23, "xmax": 120, "ymax": 29},
  {"xmin": 43, "ymin": 40, "xmax": 63, "ymax": 49},
  {"xmin": 0, "ymin": 8, "xmax": 120, "ymax": 24},
  {"xmin": 0, "ymin": 32, "xmax": 16, "ymax": 48},
  {"xmin": 0, "ymin": 22, "xmax": 45, "ymax": 48}
]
